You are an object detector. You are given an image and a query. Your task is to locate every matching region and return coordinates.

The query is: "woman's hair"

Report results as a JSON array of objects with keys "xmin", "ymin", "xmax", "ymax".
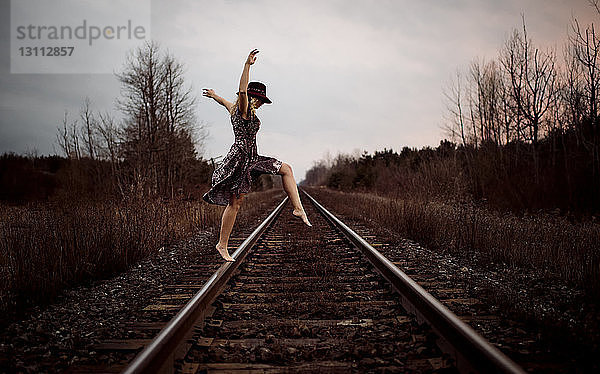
[{"xmin": 230, "ymin": 95, "xmax": 261, "ymax": 116}]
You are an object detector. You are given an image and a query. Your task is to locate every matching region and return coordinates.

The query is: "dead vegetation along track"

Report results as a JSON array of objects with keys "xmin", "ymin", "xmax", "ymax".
[{"xmin": 73, "ymin": 189, "xmax": 525, "ymax": 373}]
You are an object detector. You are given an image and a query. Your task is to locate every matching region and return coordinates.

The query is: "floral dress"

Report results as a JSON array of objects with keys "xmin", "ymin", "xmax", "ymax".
[{"xmin": 202, "ymin": 105, "xmax": 283, "ymax": 206}]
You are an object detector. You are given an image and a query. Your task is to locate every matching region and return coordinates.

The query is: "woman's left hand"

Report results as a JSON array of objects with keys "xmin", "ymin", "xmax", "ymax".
[{"xmin": 245, "ymin": 49, "xmax": 259, "ymax": 65}]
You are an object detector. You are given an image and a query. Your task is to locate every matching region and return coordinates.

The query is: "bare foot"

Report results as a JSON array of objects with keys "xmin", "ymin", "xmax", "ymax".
[
  {"xmin": 216, "ymin": 243, "xmax": 235, "ymax": 261},
  {"xmin": 292, "ymin": 208, "xmax": 312, "ymax": 226}
]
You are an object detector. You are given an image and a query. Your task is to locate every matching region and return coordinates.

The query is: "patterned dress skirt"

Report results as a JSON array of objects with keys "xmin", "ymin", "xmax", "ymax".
[{"xmin": 202, "ymin": 106, "xmax": 283, "ymax": 206}]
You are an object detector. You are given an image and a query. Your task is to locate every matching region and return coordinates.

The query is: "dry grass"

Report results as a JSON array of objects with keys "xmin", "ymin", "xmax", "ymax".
[
  {"xmin": 304, "ymin": 186, "xmax": 600, "ymax": 294},
  {"xmin": 0, "ymin": 189, "xmax": 283, "ymax": 315}
]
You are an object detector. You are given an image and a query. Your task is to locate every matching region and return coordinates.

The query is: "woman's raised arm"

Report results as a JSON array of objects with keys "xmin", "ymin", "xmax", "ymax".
[{"xmin": 238, "ymin": 49, "xmax": 259, "ymax": 117}]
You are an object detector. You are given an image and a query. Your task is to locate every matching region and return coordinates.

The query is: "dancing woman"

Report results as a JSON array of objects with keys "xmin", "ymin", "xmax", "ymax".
[{"xmin": 202, "ymin": 48, "xmax": 312, "ymax": 262}]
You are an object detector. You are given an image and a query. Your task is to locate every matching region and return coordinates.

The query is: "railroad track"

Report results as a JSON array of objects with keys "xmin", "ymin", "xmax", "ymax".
[{"xmin": 71, "ymin": 189, "xmax": 525, "ymax": 373}]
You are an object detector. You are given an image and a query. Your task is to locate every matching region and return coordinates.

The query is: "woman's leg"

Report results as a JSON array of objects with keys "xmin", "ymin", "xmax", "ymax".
[
  {"xmin": 278, "ymin": 162, "xmax": 312, "ymax": 226},
  {"xmin": 216, "ymin": 193, "xmax": 245, "ymax": 261}
]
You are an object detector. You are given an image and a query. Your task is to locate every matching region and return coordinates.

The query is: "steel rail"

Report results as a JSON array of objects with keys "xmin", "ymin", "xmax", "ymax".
[
  {"xmin": 301, "ymin": 188, "xmax": 526, "ymax": 374},
  {"xmin": 122, "ymin": 196, "xmax": 289, "ymax": 374}
]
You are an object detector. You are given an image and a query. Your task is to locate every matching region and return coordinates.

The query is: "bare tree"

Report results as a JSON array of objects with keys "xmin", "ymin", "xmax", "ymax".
[
  {"xmin": 69, "ymin": 117, "xmax": 81, "ymax": 160},
  {"xmin": 499, "ymin": 15, "xmax": 557, "ymax": 146},
  {"xmin": 469, "ymin": 58, "xmax": 508, "ymax": 146},
  {"xmin": 116, "ymin": 41, "xmax": 163, "ymax": 196},
  {"xmin": 569, "ymin": 17, "xmax": 600, "ymax": 125},
  {"xmin": 115, "ymin": 40, "xmax": 201, "ymax": 198},
  {"xmin": 590, "ymin": 0, "xmax": 600, "ymax": 15},
  {"xmin": 95, "ymin": 111, "xmax": 124, "ymax": 196},
  {"xmin": 562, "ymin": 44, "xmax": 586, "ymax": 129},
  {"xmin": 467, "ymin": 78, "xmax": 479, "ymax": 148},
  {"xmin": 56, "ymin": 110, "xmax": 72, "ymax": 157},
  {"xmin": 498, "ymin": 15, "xmax": 557, "ymax": 185},
  {"xmin": 160, "ymin": 53, "xmax": 198, "ymax": 197},
  {"xmin": 442, "ymin": 69, "xmax": 468, "ymax": 146},
  {"xmin": 79, "ymin": 97, "xmax": 97, "ymax": 160},
  {"xmin": 567, "ymin": 6, "xmax": 600, "ymax": 187},
  {"xmin": 95, "ymin": 111, "xmax": 120, "ymax": 162}
]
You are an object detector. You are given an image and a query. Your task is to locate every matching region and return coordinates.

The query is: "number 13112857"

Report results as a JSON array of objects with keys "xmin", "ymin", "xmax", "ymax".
[{"xmin": 18, "ymin": 46, "xmax": 74, "ymax": 57}]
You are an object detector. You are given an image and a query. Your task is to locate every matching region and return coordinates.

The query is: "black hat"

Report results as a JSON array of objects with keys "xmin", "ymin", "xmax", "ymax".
[{"xmin": 238, "ymin": 81, "xmax": 272, "ymax": 104}]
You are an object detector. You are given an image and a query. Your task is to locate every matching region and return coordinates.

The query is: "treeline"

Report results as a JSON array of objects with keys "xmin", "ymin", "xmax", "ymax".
[
  {"xmin": 304, "ymin": 136, "xmax": 596, "ymax": 214},
  {"xmin": 0, "ymin": 152, "xmax": 212, "ymax": 202},
  {"xmin": 304, "ymin": 10, "xmax": 600, "ymax": 215},
  {"xmin": 0, "ymin": 151, "xmax": 274, "ymax": 203}
]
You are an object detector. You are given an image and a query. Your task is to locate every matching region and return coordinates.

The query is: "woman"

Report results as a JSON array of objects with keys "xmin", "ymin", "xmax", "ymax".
[{"xmin": 202, "ymin": 48, "xmax": 312, "ymax": 262}]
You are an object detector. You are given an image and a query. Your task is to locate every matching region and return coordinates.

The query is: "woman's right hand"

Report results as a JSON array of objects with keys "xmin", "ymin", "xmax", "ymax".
[
  {"xmin": 245, "ymin": 49, "xmax": 259, "ymax": 65},
  {"xmin": 202, "ymin": 88, "xmax": 216, "ymax": 98}
]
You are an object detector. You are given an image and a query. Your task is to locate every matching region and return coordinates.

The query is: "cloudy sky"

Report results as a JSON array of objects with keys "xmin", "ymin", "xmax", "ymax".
[{"xmin": 0, "ymin": 0, "xmax": 597, "ymax": 182}]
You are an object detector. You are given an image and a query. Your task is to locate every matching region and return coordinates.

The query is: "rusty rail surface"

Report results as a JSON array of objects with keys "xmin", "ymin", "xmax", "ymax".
[
  {"xmin": 301, "ymin": 188, "xmax": 526, "ymax": 374},
  {"xmin": 122, "ymin": 196, "xmax": 289, "ymax": 374}
]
